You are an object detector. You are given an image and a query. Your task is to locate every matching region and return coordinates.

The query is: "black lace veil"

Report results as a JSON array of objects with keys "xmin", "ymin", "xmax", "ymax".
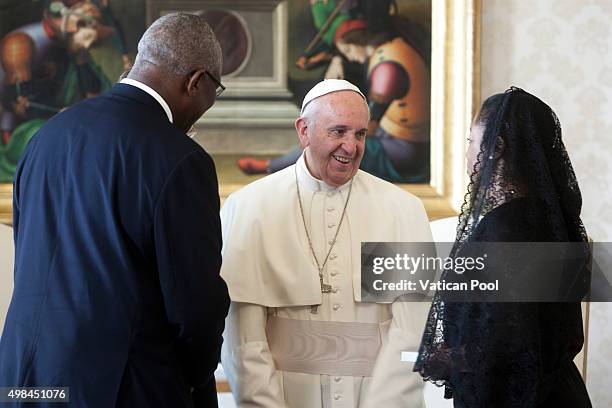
[{"xmin": 413, "ymin": 87, "xmax": 588, "ymax": 390}]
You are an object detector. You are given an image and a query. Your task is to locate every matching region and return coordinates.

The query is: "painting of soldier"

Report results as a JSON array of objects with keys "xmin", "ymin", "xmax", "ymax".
[{"xmin": 238, "ymin": 0, "xmax": 432, "ymax": 184}]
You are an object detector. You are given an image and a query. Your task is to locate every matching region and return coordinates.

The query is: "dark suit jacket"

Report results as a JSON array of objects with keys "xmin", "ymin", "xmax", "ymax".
[{"xmin": 0, "ymin": 84, "xmax": 230, "ymax": 407}]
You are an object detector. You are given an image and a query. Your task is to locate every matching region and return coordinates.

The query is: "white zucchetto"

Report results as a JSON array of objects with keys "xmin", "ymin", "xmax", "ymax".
[{"xmin": 301, "ymin": 79, "xmax": 367, "ymax": 114}]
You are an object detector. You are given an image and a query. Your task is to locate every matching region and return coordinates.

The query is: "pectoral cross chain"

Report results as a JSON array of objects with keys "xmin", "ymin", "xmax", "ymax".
[{"xmin": 295, "ymin": 166, "xmax": 353, "ymax": 315}]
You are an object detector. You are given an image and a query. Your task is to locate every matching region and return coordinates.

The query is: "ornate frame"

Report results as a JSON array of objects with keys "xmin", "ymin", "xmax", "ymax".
[
  {"xmin": 0, "ymin": 184, "xmax": 10, "ymax": 225},
  {"xmin": 406, "ymin": 0, "xmax": 482, "ymax": 219},
  {"xmin": 0, "ymin": 0, "xmax": 481, "ymax": 225}
]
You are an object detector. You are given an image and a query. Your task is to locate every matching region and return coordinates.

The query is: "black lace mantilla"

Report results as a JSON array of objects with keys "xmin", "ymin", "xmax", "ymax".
[{"xmin": 413, "ymin": 87, "xmax": 589, "ymax": 407}]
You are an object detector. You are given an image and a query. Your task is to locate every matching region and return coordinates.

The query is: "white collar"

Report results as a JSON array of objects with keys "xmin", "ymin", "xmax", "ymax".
[
  {"xmin": 296, "ymin": 151, "xmax": 353, "ymax": 193},
  {"xmin": 120, "ymin": 78, "xmax": 173, "ymax": 123}
]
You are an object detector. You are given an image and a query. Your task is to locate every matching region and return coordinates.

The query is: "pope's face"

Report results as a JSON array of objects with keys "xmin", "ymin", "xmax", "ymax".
[{"xmin": 297, "ymin": 91, "xmax": 369, "ymax": 187}]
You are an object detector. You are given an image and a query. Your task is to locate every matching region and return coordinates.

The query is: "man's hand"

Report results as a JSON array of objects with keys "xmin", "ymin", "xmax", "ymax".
[
  {"xmin": 295, "ymin": 51, "xmax": 333, "ymax": 70},
  {"xmin": 122, "ymin": 54, "xmax": 132, "ymax": 70},
  {"xmin": 13, "ymin": 96, "xmax": 30, "ymax": 117},
  {"xmin": 324, "ymin": 55, "xmax": 344, "ymax": 79}
]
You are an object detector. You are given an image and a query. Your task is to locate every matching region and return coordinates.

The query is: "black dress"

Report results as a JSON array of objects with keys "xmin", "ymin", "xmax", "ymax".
[{"xmin": 444, "ymin": 198, "xmax": 591, "ymax": 408}]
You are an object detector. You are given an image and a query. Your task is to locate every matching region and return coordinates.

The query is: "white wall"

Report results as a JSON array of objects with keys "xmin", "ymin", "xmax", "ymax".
[{"xmin": 480, "ymin": 1, "xmax": 612, "ymax": 405}]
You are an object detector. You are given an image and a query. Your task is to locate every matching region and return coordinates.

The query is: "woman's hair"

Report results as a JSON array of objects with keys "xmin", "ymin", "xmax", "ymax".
[
  {"xmin": 459, "ymin": 87, "xmax": 587, "ymax": 243},
  {"xmin": 337, "ymin": 16, "xmax": 431, "ymax": 66},
  {"xmin": 339, "ymin": 27, "xmax": 395, "ymax": 48},
  {"xmin": 475, "ymin": 92, "xmax": 505, "ymax": 126}
]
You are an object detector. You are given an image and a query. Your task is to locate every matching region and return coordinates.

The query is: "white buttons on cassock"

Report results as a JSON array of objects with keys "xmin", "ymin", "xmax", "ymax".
[
  {"xmin": 334, "ymin": 394, "xmax": 341, "ymax": 400},
  {"xmin": 332, "ymin": 288, "xmax": 338, "ymax": 293},
  {"xmin": 334, "ymin": 376, "xmax": 342, "ymax": 383},
  {"xmin": 327, "ymin": 207, "xmax": 335, "ymax": 212},
  {"xmin": 330, "ymin": 253, "xmax": 337, "ymax": 260},
  {"xmin": 328, "ymin": 223, "xmax": 336, "ymax": 228},
  {"xmin": 333, "ymin": 304, "xmax": 340, "ymax": 311},
  {"xmin": 330, "ymin": 270, "xmax": 339, "ymax": 276}
]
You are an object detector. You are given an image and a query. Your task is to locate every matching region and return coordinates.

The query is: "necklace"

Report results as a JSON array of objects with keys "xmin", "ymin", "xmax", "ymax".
[{"xmin": 295, "ymin": 165, "xmax": 353, "ymax": 313}]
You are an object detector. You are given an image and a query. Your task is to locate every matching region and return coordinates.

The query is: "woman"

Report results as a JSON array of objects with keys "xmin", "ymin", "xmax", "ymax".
[{"xmin": 414, "ymin": 87, "xmax": 592, "ymax": 407}]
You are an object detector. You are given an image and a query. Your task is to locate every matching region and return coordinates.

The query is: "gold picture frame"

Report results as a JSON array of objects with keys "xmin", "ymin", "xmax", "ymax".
[
  {"xmin": 0, "ymin": 184, "xmax": 10, "ymax": 225},
  {"xmin": 412, "ymin": 0, "xmax": 481, "ymax": 219},
  {"xmin": 0, "ymin": 0, "xmax": 481, "ymax": 225}
]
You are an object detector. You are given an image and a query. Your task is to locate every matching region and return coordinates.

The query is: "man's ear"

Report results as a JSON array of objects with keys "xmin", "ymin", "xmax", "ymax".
[
  {"xmin": 186, "ymin": 69, "xmax": 206, "ymax": 96},
  {"xmin": 295, "ymin": 117, "xmax": 310, "ymax": 148}
]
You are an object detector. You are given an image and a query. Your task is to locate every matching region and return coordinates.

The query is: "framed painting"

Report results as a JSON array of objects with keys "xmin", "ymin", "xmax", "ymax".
[
  {"xmin": 0, "ymin": 0, "xmax": 147, "ymax": 225},
  {"xmin": 146, "ymin": 0, "xmax": 481, "ymax": 219},
  {"xmin": 0, "ymin": 0, "xmax": 480, "ymax": 225}
]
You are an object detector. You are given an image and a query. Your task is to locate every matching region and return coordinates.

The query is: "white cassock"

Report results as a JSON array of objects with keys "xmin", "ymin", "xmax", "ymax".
[{"xmin": 220, "ymin": 153, "xmax": 433, "ymax": 408}]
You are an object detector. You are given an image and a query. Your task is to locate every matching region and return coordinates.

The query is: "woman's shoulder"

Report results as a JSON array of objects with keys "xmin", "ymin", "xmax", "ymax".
[{"xmin": 471, "ymin": 197, "xmax": 552, "ymax": 242}]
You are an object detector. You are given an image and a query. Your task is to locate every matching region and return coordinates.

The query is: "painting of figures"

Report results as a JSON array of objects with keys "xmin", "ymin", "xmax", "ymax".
[
  {"xmin": 0, "ymin": 0, "xmax": 145, "ymax": 183},
  {"xmin": 237, "ymin": 0, "xmax": 432, "ymax": 184}
]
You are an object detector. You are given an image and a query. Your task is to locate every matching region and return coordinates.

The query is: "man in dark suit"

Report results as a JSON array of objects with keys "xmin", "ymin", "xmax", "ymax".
[{"xmin": 0, "ymin": 12, "xmax": 230, "ymax": 407}]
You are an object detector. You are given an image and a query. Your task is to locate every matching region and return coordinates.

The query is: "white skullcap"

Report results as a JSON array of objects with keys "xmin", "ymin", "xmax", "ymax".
[{"xmin": 300, "ymin": 79, "xmax": 366, "ymax": 115}]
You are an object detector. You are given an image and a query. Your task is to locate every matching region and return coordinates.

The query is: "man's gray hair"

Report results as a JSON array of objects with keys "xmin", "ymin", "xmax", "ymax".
[{"xmin": 135, "ymin": 12, "xmax": 222, "ymax": 76}]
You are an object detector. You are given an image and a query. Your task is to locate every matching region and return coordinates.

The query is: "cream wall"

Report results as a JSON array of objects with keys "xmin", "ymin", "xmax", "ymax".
[{"xmin": 480, "ymin": 0, "xmax": 612, "ymax": 406}]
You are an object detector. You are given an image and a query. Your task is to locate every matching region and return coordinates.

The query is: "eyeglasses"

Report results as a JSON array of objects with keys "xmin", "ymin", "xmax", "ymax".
[{"xmin": 205, "ymin": 71, "xmax": 225, "ymax": 97}]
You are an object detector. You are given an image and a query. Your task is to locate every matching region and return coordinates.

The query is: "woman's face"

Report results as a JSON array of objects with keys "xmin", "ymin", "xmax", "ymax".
[
  {"xmin": 466, "ymin": 119, "xmax": 485, "ymax": 176},
  {"xmin": 335, "ymin": 39, "xmax": 368, "ymax": 63}
]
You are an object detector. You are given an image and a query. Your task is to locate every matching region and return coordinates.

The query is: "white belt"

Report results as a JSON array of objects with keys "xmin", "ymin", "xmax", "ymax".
[{"xmin": 265, "ymin": 316, "xmax": 391, "ymax": 377}]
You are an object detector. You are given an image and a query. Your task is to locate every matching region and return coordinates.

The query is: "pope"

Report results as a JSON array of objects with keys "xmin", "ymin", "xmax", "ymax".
[{"xmin": 221, "ymin": 79, "xmax": 434, "ymax": 407}]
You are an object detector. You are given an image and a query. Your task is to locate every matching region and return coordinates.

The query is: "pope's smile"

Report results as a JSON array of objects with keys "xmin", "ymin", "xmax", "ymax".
[{"xmin": 332, "ymin": 154, "xmax": 352, "ymax": 164}]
